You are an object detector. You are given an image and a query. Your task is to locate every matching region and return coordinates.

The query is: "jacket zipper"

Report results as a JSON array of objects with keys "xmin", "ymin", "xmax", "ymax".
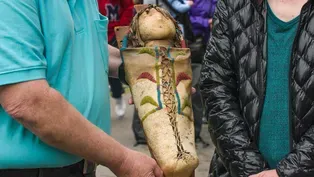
[{"xmin": 255, "ymin": 6, "xmax": 267, "ymax": 145}]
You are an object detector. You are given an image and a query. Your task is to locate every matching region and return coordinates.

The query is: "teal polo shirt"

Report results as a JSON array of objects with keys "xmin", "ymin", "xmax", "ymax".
[{"xmin": 0, "ymin": 0, "xmax": 111, "ymax": 169}]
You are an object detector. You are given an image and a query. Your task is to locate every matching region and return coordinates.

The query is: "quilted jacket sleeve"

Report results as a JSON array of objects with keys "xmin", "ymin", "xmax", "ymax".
[
  {"xmin": 277, "ymin": 125, "xmax": 314, "ymax": 177},
  {"xmin": 199, "ymin": 0, "xmax": 268, "ymax": 176}
]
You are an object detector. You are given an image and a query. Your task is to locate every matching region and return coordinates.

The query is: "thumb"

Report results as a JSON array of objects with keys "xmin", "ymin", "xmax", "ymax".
[
  {"xmin": 191, "ymin": 87, "xmax": 196, "ymax": 94},
  {"xmin": 153, "ymin": 166, "xmax": 164, "ymax": 177},
  {"xmin": 128, "ymin": 97, "xmax": 134, "ymax": 105}
]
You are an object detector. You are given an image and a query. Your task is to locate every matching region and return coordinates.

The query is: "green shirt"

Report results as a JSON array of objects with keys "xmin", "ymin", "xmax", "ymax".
[
  {"xmin": 0, "ymin": 0, "xmax": 110, "ymax": 168},
  {"xmin": 259, "ymin": 3, "xmax": 299, "ymax": 168}
]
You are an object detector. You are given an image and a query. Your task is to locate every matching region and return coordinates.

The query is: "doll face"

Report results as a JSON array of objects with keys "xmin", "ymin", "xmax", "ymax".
[{"xmin": 138, "ymin": 8, "xmax": 176, "ymax": 42}]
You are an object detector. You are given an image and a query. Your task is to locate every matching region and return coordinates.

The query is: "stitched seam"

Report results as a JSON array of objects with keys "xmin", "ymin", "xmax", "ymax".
[{"xmin": 0, "ymin": 66, "xmax": 46, "ymax": 75}]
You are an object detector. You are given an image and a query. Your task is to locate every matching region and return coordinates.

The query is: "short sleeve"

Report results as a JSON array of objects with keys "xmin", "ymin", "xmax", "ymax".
[{"xmin": 0, "ymin": 0, "xmax": 46, "ymax": 86}]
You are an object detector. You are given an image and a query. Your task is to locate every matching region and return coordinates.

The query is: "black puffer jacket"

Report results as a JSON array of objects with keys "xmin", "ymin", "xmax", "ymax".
[{"xmin": 200, "ymin": 0, "xmax": 314, "ymax": 176}]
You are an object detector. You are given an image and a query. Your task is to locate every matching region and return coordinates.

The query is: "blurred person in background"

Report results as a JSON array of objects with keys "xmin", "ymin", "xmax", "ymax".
[
  {"xmin": 98, "ymin": 0, "xmax": 134, "ymax": 119},
  {"xmin": 188, "ymin": 0, "xmax": 217, "ymax": 147},
  {"xmin": 189, "ymin": 0, "xmax": 217, "ymax": 48},
  {"xmin": 144, "ymin": 0, "xmax": 193, "ymax": 14},
  {"xmin": 133, "ymin": 0, "xmax": 143, "ymax": 4}
]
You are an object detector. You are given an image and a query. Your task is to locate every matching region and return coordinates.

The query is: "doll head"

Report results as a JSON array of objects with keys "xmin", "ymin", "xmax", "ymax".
[{"xmin": 128, "ymin": 5, "xmax": 183, "ymax": 47}]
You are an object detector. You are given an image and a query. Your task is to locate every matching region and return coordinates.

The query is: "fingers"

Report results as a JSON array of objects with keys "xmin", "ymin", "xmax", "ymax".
[
  {"xmin": 191, "ymin": 87, "xmax": 196, "ymax": 94},
  {"xmin": 128, "ymin": 97, "xmax": 133, "ymax": 105},
  {"xmin": 153, "ymin": 166, "xmax": 164, "ymax": 177}
]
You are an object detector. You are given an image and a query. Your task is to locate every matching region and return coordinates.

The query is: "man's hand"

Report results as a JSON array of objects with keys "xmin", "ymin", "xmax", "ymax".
[
  {"xmin": 0, "ymin": 80, "xmax": 159, "ymax": 175},
  {"xmin": 187, "ymin": 0, "xmax": 194, "ymax": 6},
  {"xmin": 116, "ymin": 149, "xmax": 163, "ymax": 177},
  {"xmin": 249, "ymin": 170, "xmax": 279, "ymax": 177},
  {"xmin": 209, "ymin": 18, "xmax": 213, "ymax": 29},
  {"xmin": 108, "ymin": 44, "xmax": 122, "ymax": 78}
]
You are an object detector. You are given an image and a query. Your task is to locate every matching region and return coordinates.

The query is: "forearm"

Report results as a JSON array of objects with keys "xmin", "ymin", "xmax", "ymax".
[
  {"xmin": 0, "ymin": 80, "xmax": 126, "ymax": 173},
  {"xmin": 108, "ymin": 44, "xmax": 122, "ymax": 78}
]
